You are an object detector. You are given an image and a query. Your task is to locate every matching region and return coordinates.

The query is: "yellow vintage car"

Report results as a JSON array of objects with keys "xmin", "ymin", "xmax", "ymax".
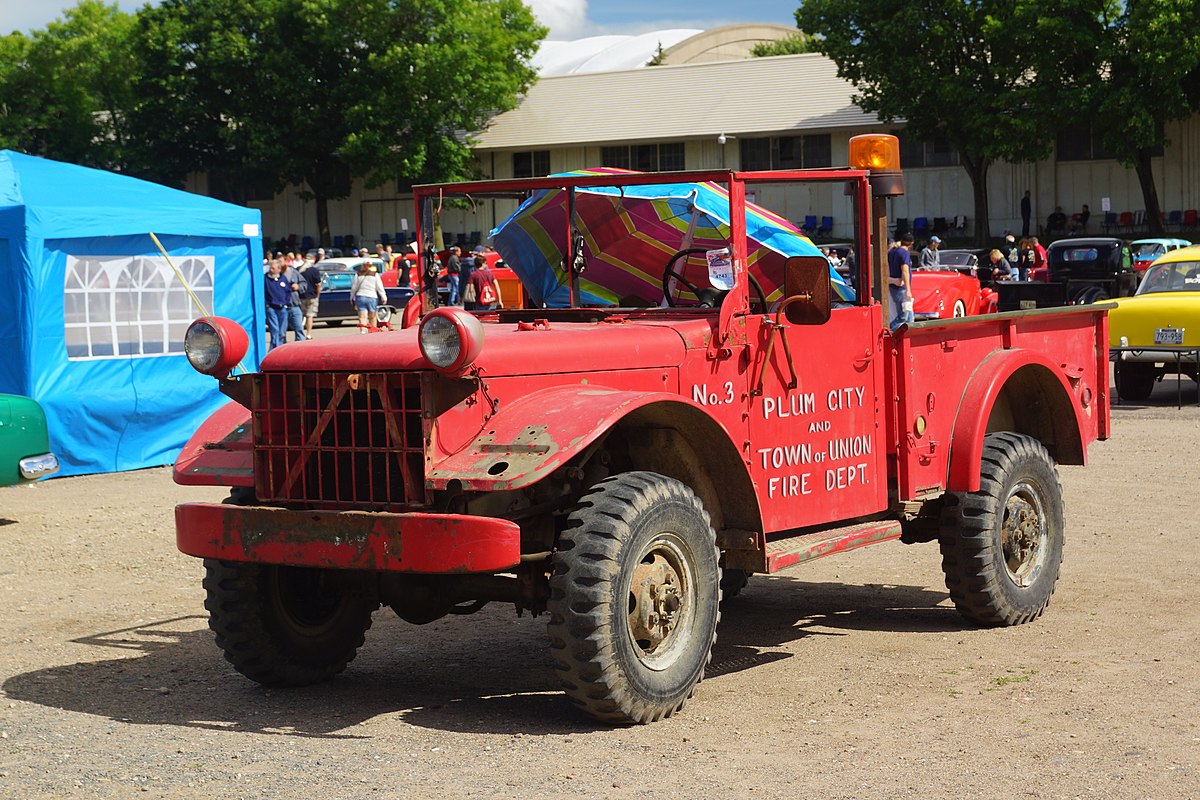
[{"xmin": 1109, "ymin": 244, "xmax": 1200, "ymax": 401}]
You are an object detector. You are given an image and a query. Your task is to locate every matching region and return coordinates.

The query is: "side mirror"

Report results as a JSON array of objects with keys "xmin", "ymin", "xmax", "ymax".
[{"xmin": 782, "ymin": 256, "xmax": 832, "ymax": 325}]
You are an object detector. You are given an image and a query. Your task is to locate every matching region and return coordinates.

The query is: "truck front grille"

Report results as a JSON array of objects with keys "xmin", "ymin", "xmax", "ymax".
[{"xmin": 252, "ymin": 372, "xmax": 427, "ymax": 509}]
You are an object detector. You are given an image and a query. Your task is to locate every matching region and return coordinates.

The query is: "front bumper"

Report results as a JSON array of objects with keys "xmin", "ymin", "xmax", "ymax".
[
  {"xmin": 176, "ymin": 502, "xmax": 521, "ymax": 573},
  {"xmin": 18, "ymin": 453, "xmax": 58, "ymax": 480}
]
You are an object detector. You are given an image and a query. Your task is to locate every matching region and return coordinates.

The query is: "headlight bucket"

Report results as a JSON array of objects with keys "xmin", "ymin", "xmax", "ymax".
[
  {"xmin": 185, "ymin": 317, "xmax": 249, "ymax": 377},
  {"xmin": 418, "ymin": 307, "xmax": 485, "ymax": 374}
]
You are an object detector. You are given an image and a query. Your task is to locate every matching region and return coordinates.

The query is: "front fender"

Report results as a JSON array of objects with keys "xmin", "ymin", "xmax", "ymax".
[
  {"xmin": 174, "ymin": 400, "xmax": 253, "ymax": 487},
  {"xmin": 427, "ymin": 385, "xmax": 732, "ymax": 492},
  {"xmin": 946, "ymin": 349, "xmax": 1089, "ymax": 493}
]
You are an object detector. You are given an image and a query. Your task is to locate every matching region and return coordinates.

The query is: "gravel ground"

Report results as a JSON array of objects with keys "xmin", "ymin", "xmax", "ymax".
[{"xmin": 1, "ymin": 371, "xmax": 1198, "ymax": 799}]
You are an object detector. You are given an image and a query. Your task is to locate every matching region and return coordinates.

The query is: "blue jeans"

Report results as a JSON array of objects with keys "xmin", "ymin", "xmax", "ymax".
[
  {"xmin": 287, "ymin": 305, "xmax": 307, "ymax": 341},
  {"xmin": 889, "ymin": 284, "xmax": 913, "ymax": 331},
  {"xmin": 447, "ymin": 272, "xmax": 460, "ymax": 305},
  {"xmin": 266, "ymin": 305, "xmax": 287, "ymax": 350}
]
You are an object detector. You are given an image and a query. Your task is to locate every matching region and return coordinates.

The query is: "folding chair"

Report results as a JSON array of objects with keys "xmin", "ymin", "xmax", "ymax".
[
  {"xmin": 1101, "ymin": 212, "xmax": 1117, "ymax": 234},
  {"xmin": 803, "ymin": 215, "xmax": 818, "ymax": 233},
  {"xmin": 818, "ymin": 216, "xmax": 833, "ymax": 236},
  {"xmin": 893, "ymin": 217, "xmax": 909, "ymax": 238},
  {"xmin": 913, "ymin": 217, "xmax": 930, "ymax": 237}
]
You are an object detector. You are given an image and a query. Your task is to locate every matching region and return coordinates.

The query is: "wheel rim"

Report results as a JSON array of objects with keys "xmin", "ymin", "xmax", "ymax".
[
  {"xmin": 269, "ymin": 567, "xmax": 345, "ymax": 637},
  {"xmin": 626, "ymin": 534, "xmax": 695, "ymax": 671},
  {"xmin": 1001, "ymin": 481, "xmax": 1049, "ymax": 587},
  {"xmin": 953, "ymin": 300, "xmax": 966, "ymax": 317}
]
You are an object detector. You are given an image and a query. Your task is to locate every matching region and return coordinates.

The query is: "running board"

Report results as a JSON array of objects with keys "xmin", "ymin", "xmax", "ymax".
[{"xmin": 764, "ymin": 520, "xmax": 903, "ymax": 574}]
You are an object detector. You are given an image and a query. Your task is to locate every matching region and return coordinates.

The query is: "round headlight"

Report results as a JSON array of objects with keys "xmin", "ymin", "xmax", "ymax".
[
  {"xmin": 185, "ymin": 317, "xmax": 249, "ymax": 377},
  {"xmin": 418, "ymin": 308, "xmax": 485, "ymax": 373}
]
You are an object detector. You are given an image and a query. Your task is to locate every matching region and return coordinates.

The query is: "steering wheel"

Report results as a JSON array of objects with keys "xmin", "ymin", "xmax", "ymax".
[{"xmin": 661, "ymin": 247, "xmax": 768, "ymax": 310}]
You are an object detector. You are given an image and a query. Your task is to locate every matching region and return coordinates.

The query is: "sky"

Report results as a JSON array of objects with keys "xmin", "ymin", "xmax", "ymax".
[{"xmin": 0, "ymin": 0, "xmax": 798, "ymax": 38}]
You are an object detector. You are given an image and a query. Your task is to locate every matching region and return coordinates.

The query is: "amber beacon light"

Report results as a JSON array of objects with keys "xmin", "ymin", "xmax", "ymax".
[{"xmin": 848, "ymin": 134, "xmax": 904, "ymax": 197}]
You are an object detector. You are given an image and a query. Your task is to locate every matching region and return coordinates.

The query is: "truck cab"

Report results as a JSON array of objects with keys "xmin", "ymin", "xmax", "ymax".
[{"xmin": 173, "ymin": 137, "xmax": 1110, "ymax": 724}]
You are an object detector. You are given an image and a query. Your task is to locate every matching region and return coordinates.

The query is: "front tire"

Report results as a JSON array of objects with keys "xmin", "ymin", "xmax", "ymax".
[
  {"xmin": 547, "ymin": 472, "xmax": 720, "ymax": 724},
  {"xmin": 952, "ymin": 299, "xmax": 967, "ymax": 317},
  {"xmin": 203, "ymin": 560, "xmax": 377, "ymax": 686},
  {"xmin": 939, "ymin": 433, "xmax": 1064, "ymax": 626}
]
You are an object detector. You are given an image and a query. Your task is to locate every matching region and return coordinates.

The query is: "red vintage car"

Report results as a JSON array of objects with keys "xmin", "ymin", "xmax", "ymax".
[{"xmin": 910, "ymin": 268, "xmax": 998, "ymax": 319}]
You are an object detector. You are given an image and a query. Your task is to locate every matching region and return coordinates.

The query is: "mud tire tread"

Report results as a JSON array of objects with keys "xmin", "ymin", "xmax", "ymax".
[
  {"xmin": 547, "ymin": 472, "xmax": 720, "ymax": 725},
  {"xmin": 203, "ymin": 559, "xmax": 376, "ymax": 687},
  {"xmin": 938, "ymin": 432, "xmax": 1064, "ymax": 627}
]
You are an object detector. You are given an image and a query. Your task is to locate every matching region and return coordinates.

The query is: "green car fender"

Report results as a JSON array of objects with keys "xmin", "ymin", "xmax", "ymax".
[{"xmin": 0, "ymin": 393, "xmax": 59, "ymax": 486}]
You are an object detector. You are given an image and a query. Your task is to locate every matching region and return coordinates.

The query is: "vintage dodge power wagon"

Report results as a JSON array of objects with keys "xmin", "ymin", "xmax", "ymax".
[{"xmin": 174, "ymin": 135, "xmax": 1110, "ymax": 724}]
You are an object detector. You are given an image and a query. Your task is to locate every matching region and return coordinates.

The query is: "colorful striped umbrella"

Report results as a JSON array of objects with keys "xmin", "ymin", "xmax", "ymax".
[{"xmin": 489, "ymin": 167, "xmax": 853, "ymax": 308}]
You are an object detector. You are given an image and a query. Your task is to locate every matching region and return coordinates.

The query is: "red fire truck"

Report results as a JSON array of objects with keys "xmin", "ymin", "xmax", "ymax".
[{"xmin": 175, "ymin": 136, "xmax": 1110, "ymax": 724}]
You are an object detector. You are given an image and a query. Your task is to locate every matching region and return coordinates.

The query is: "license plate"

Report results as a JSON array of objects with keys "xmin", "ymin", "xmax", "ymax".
[
  {"xmin": 1154, "ymin": 327, "xmax": 1184, "ymax": 345},
  {"xmin": 1019, "ymin": 300, "xmax": 1037, "ymax": 310}
]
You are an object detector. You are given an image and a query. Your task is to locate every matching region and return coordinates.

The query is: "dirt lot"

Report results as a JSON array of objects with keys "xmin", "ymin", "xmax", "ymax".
[{"xmin": 1, "ymin": 374, "xmax": 1198, "ymax": 799}]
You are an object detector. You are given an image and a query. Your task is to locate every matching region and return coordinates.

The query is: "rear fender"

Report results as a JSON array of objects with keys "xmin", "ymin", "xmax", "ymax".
[
  {"xmin": 174, "ymin": 400, "xmax": 254, "ymax": 487},
  {"xmin": 947, "ymin": 349, "xmax": 1089, "ymax": 493},
  {"xmin": 427, "ymin": 385, "xmax": 758, "ymax": 531}
]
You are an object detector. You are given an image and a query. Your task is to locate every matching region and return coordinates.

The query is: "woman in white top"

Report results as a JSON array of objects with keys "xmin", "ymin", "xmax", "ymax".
[{"xmin": 350, "ymin": 261, "xmax": 388, "ymax": 332}]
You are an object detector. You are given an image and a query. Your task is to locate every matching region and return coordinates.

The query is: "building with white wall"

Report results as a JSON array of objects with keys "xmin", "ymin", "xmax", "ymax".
[{"xmin": 227, "ymin": 28, "xmax": 1200, "ymax": 250}]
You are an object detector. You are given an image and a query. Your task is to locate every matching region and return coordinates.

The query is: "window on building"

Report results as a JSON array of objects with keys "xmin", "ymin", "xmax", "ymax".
[
  {"xmin": 740, "ymin": 135, "xmax": 832, "ymax": 169},
  {"xmin": 600, "ymin": 142, "xmax": 684, "ymax": 171},
  {"xmin": 1056, "ymin": 123, "xmax": 1160, "ymax": 161},
  {"xmin": 512, "ymin": 150, "xmax": 550, "ymax": 178},
  {"xmin": 64, "ymin": 254, "xmax": 215, "ymax": 360},
  {"xmin": 895, "ymin": 130, "xmax": 960, "ymax": 168},
  {"xmin": 208, "ymin": 169, "xmax": 276, "ymax": 203}
]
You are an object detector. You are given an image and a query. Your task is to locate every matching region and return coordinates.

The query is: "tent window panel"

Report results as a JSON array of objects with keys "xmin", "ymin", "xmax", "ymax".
[
  {"xmin": 64, "ymin": 293, "xmax": 87, "ymax": 324},
  {"xmin": 64, "ymin": 254, "xmax": 214, "ymax": 361}
]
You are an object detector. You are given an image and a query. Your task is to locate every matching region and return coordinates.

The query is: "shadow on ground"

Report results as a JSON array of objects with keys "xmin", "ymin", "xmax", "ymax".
[{"xmin": 3, "ymin": 576, "xmax": 961, "ymax": 737}]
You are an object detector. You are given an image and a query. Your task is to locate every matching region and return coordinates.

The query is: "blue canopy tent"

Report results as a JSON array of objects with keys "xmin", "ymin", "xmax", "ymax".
[{"xmin": 0, "ymin": 150, "xmax": 264, "ymax": 476}]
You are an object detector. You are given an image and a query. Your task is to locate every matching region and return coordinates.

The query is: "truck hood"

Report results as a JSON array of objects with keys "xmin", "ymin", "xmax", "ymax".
[{"xmin": 260, "ymin": 318, "xmax": 692, "ymax": 376}]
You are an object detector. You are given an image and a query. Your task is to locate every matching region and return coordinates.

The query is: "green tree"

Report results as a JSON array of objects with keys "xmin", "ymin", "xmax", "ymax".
[
  {"xmin": 128, "ymin": 0, "xmax": 545, "ymax": 244},
  {"xmin": 0, "ymin": 1, "xmax": 136, "ymax": 169},
  {"xmin": 1089, "ymin": 0, "xmax": 1200, "ymax": 235},
  {"xmin": 797, "ymin": 0, "xmax": 1113, "ymax": 244},
  {"xmin": 750, "ymin": 32, "xmax": 816, "ymax": 57}
]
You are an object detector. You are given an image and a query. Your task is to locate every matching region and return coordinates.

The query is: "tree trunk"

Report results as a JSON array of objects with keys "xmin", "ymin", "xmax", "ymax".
[
  {"xmin": 315, "ymin": 194, "xmax": 331, "ymax": 248},
  {"xmin": 1134, "ymin": 149, "xmax": 1164, "ymax": 236},
  {"xmin": 960, "ymin": 153, "xmax": 991, "ymax": 247}
]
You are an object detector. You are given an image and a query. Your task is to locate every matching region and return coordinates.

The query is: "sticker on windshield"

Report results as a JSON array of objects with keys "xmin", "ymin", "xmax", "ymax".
[{"xmin": 707, "ymin": 248, "xmax": 734, "ymax": 290}]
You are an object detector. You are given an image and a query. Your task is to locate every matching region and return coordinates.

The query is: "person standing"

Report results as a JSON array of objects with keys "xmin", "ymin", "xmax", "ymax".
[
  {"xmin": 445, "ymin": 246, "xmax": 462, "ymax": 305},
  {"xmin": 264, "ymin": 260, "xmax": 292, "ymax": 351},
  {"xmin": 918, "ymin": 235, "xmax": 941, "ymax": 270},
  {"xmin": 1030, "ymin": 236, "xmax": 1048, "ymax": 279},
  {"xmin": 458, "ymin": 252, "xmax": 477, "ymax": 309},
  {"xmin": 1021, "ymin": 190, "xmax": 1032, "ymax": 237},
  {"xmin": 299, "ymin": 256, "xmax": 323, "ymax": 338},
  {"xmin": 887, "ymin": 233, "xmax": 914, "ymax": 331},
  {"xmin": 466, "ymin": 255, "xmax": 503, "ymax": 311},
  {"xmin": 282, "ymin": 261, "xmax": 308, "ymax": 343},
  {"xmin": 350, "ymin": 260, "xmax": 388, "ymax": 332}
]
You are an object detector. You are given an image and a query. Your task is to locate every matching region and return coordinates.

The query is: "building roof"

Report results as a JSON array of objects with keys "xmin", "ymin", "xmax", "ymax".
[{"xmin": 475, "ymin": 54, "xmax": 877, "ymax": 151}]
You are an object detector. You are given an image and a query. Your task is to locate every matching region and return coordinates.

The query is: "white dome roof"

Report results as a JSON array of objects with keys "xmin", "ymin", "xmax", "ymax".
[{"xmin": 534, "ymin": 30, "xmax": 702, "ymax": 76}]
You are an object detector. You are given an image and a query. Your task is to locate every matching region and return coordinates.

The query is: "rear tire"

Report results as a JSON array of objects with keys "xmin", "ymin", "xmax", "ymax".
[
  {"xmin": 203, "ymin": 560, "xmax": 377, "ymax": 686},
  {"xmin": 547, "ymin": 472, "xmax": 720, "ymax": 724},
  {"xmin": 939, "ymin": 433, "xmax": 1064, "ymax": 627},
  {"xmin": 1114, "ymin": 360, "xmax": 1156, "ymax": 402}
]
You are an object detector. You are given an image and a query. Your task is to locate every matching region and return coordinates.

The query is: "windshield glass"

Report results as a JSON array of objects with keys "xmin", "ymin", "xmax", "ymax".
[
  {"xmin": 1135, "ymin": 261, "xmax": 1200, "ymax": 295},
  {"xmin": 423, "ymin": 171, "xmax": 860, "ymax": 310}
]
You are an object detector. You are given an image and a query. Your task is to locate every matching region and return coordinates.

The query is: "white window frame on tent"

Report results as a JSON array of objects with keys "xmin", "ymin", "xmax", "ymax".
[{"xmin": 63, "ymin": 255, "xmax": 214, "ymax": 360}]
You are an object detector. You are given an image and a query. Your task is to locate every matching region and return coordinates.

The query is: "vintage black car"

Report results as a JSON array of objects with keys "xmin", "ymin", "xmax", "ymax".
[{"xmin": 996, "ymin": 237, "xmax": 1136, "ymax": 311}]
